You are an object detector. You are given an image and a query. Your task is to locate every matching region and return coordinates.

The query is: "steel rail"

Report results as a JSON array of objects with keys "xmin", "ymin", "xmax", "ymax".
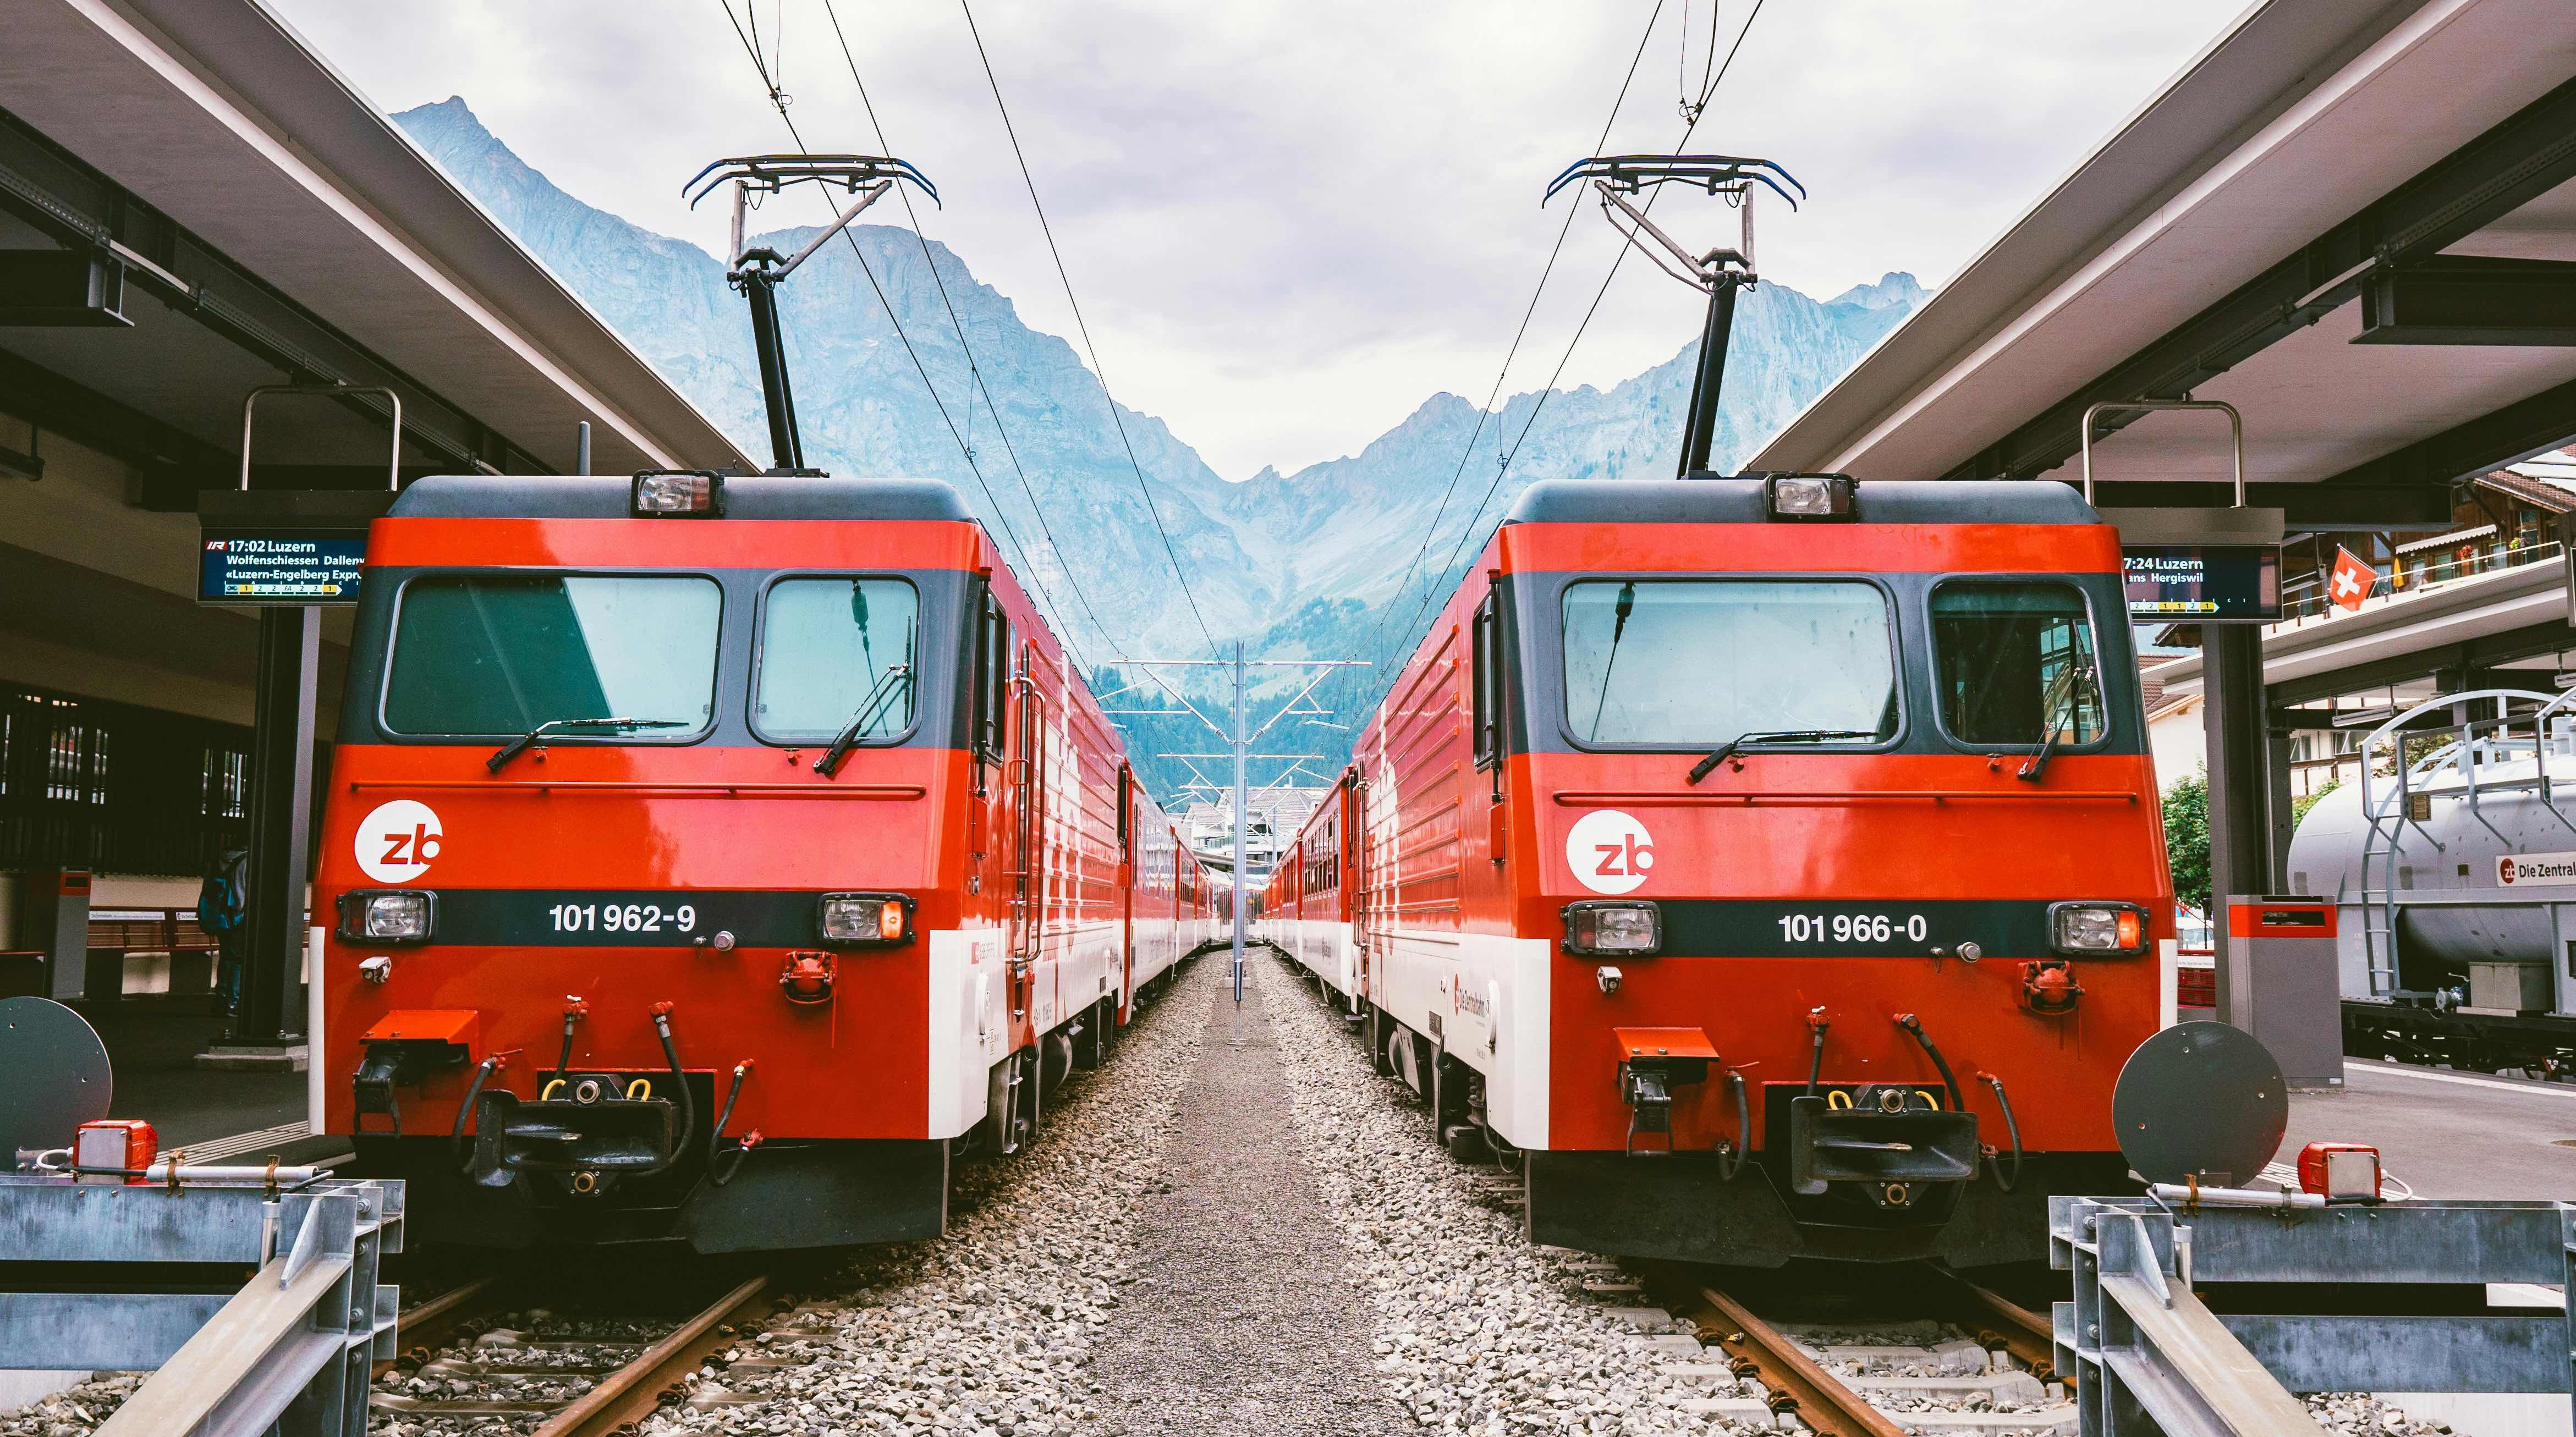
[
  {"xmin": 1941, "ymin": 1272, "xmax": 2063, "ymax": 1387},
  {"xmin": 1687, "ymin": 1285, "xmax": 1909, "ymax": 1437},
  {"xmin": 377, "ymin": 1274, "xmax": 508, "ymax": 1379},
  {"xmin": 530, "ymin": 1275, "xmax": 775, "ymax": 1437}
]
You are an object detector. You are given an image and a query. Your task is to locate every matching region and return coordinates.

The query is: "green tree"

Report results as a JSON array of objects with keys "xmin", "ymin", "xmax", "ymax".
[{"xmin": 2163, "ymin": 768, "xmax": 2210, "ymax": 913}]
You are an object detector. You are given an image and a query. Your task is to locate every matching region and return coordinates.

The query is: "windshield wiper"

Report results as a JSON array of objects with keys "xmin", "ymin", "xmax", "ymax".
[
  {"xmin": 1687, "ymin": 729, "xmax": 1881, "ymax": 785},
  {"xmin": 2017, "ymin": 657, "xmax": 2099, "ymax": 783},
  {"xmin": 815, "ymin": 664, "xmax": 914, "ymax": 778},
  {"xmin": 487, "ymin": 717, "xmax": 685, "ymax": 773}
]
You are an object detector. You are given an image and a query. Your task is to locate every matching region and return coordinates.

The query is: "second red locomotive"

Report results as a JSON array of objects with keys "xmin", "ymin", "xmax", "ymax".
[{"xmin": 1265, "ymin": 473, "xmax": 2169, "ymax": 1268}]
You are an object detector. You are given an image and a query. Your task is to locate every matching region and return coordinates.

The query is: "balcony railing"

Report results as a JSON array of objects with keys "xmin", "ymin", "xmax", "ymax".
[{"xmin": 2274, "ymin": 538, "xmax": 2561, "ymax": 627}]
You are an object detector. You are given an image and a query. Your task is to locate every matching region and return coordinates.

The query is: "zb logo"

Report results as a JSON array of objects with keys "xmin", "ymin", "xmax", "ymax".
[
  {"xmin": 357, "ymin": 800, "xmax": 444, "ymax": 883},
  {"xmin": 1564, "ymin": 809, "xmax": 1654, "ymax": 895}
]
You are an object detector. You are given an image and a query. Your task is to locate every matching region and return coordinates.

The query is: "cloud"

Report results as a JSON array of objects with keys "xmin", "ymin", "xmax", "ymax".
[{"xmin": 270, "ymin": 0, "xmax": 2248, "ymax": 477}]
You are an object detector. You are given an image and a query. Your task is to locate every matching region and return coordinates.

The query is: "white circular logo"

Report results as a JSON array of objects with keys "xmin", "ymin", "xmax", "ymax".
[
  {"xmin": 356, "ymin": 800, "xmax": 444, "ymax": 883},
  {"xmin": 1565, "ymin": 809, "xmax": 1654, "ymax": 895}
]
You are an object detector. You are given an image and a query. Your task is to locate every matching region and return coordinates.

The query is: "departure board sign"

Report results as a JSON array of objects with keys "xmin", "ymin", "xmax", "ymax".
[
  {"xmin": 199, "ymin": 535, "xmax": 369, "ymax": 604},
  {"xmin": 2122, "ymin": 544, "xmax": 2282, "ymax": 624}
]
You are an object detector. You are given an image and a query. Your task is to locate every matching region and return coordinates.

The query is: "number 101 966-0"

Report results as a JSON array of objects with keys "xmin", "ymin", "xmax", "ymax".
[
  {"xmin": 547, "ymin": 901, "xmax": 697, "ymax": 934},
  {"xmin": 1777, "ymin": 912, "xmax": 1930, "ymax": 945}
]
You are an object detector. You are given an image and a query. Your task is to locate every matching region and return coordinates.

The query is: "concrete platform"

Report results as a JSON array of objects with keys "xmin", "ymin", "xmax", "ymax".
[
  {"xmin": 2280, "ymin": 1058, "xmax": 2576, "ymax": 1200},
  {"xmin": 78, "ymin": 994, "xmax": 307, "ymax": 1147}
]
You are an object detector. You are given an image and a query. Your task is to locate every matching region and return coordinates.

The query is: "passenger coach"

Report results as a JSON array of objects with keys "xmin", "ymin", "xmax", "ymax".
[
  {"xmin": 318, "ymin": 472, "xmax": 1211, "ymax": 1251},
  {"xmin": 1289, "ymin": 474, "xmax": 2167, "ymax": 1268}
]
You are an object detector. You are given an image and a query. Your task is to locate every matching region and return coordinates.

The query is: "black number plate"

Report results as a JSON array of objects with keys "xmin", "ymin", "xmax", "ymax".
[
  {"xmin": 1656, "ymin": 899, "xmax": 2053, "ymax": 959},
  {"xmin": 422, "ymin": 890, "xmax": 823, "ymax": 948}
]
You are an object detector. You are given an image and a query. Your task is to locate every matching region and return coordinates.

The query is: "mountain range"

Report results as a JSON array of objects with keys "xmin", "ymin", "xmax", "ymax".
[{"xmin": 394, "ymin": 97, "xmax": 1921, "ymax": 795}]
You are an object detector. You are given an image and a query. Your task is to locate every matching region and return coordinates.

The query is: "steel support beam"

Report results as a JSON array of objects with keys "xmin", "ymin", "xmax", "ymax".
[
  {"xmin": 2359, "ymin": 257, "xmax": 2576, "ymax": 345},
  {"xmin": 236, "ymin": 607, "xmax": 317, "ymax": 1047},
  {"xmin": 1949, "ymin": 75, "xmax": 2576, "ymax": 484},
  {"xmin": 2265, "ymin": 620, "xmax": 2576, "ymax": 707},
  {"xmin": 2316, "ymin": 371, "xmax": 2576, "ymax": 492},
  {"xmin": 2085, "ymin": 481, "xmax": 2453, "ymax": 529},
  {"xmin": 2202, "ymin": 626, "xmax": 2271, "ymax": 1029},
  {"xmin": 0, "ymin": 104, "xmax": 537, "ymax": 477},
  {"xmin": 0, "ymin": 247, "xmax": 128, "ymax": 326}
]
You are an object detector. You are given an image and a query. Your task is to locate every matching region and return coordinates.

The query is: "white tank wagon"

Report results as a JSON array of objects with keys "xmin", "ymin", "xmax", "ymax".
[{"xmin": 2285, "ymin": 687, "xmax": 2576, "ymax": 1076}]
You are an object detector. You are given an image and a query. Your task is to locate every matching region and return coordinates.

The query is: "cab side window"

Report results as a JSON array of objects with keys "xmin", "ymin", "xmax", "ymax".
[{"xmin": 1470, "ymin": 590, "xmax": 1504, "ymax": 770}]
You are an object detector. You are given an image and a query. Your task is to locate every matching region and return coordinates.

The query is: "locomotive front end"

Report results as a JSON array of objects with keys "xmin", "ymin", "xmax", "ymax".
[
  {"xmin": 317, "ymin": 474, "xmax": 988, "ymax": 1252},
  {"xmin": 1354, "ymin": 477, "xmax": 2168, "ymax": 1270}
]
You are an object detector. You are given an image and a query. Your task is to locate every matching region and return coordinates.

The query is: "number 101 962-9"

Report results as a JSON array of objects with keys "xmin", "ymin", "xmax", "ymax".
[
  {"xmin": 1777, "ymin": 912, "xmax": 1929, "ymax": 944},
  {"xmin": 548, "ymin": 902, "xmax": 697, "ymax": 934}
]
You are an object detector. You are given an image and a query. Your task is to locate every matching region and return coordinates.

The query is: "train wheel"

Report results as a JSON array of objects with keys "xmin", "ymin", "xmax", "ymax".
[{"xmin": 1073, "ymin": 999, "xmax": 1108, "ymax": 1071}]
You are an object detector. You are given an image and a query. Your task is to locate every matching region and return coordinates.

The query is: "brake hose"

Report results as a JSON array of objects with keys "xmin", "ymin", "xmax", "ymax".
[
  {"xmin": 1977, "ymin": 1070, "xmax": 2025, "ymax": 1193},
  {"xmin": 1891, "ymin": 1012, "xmax": 1964, "ymax": 1112},
  {"xmin": 707, "ymin": 1061, "xmax": 756, "ymax": 1187},
  {"xmin": 451, "ymin": 1055, "xmax": 501, "ymax": 1175},
  {"xmin": 649, "ymin": 1004, "xmax": 695, "ymax": 1170},
  {"xmin": 1717, "ymin": 1070, "xmax": 1750, "ymax": 1180}
]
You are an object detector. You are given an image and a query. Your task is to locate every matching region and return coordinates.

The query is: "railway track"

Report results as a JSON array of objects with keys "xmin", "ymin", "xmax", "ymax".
[
  {"xmin": 373, "ymin": 1272, "xmax": 787, "ymax": 1435},
  {"xmin": 1660, "ymin": 1268, "xmax": 2074, "ymax": 1437}
]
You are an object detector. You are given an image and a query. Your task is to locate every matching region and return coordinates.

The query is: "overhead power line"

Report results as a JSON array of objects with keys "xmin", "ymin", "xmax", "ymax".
[
  {"xmin": 713, "ymin": 0, "xmax": 1100, "ymax": 675},
  {"xmin": 955, "ymin": 0, "xmax": 1225, "ymax": 664},
  {"xmin": 1388, "ymin": 0, "xmax": 1772, "ymax": 660},
  {"xmin": 815, "ymin": 0, "xmax": 1124, "ymax": 662},
  {"xmin": 1355, "ymin": 0, "xmax": 1670, "ymax": 679}
]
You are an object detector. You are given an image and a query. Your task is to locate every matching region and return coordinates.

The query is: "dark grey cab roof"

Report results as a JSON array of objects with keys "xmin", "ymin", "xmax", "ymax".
[
  {"xmin": 388, "ymin": 474, "xmax": 976, "ymax": 521},
  {"xmin": 1500, "ymin": 477, "xmax": 2102, "ymax": 526}
]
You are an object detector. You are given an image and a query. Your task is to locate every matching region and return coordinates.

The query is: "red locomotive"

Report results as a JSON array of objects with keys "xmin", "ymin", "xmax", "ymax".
[
  {"xmin": 317, "ymin": 470, "xmax": 1216, "ymax": 1251},
  {"xmin": 1266, "ymin": 473, "xmax": 2168, "ymax": 1267}
]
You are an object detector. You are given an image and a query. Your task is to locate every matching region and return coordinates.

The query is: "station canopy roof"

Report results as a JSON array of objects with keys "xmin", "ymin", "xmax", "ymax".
[
  {"xmin": 0, "ymin": 0, "xmax": 754, "ymax": 483},
  {"xmin": 1748, "ymin": 0, "xmax": 2576, "ymax": 535}
]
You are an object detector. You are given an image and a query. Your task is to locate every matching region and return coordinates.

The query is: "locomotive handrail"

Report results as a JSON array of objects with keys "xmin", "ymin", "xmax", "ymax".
[
  {"xmin": 342, "ymin": 780, "xmax": 925, "ymax": 799},
  {"xmin": 1549, "ymin": 789, "xmax": 2139, "ymax": 806}
]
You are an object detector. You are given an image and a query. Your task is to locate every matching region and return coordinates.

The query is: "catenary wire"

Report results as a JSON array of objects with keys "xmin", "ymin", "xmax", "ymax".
[
  {"xmin": 1346, "ymin": 0, "xmax": 1671, "ymax": 686},
  {"xmin": 814, "ymin": 0, "xmax": 1125, "ymax": 663},
  {"xmin": 1391, "ymin": 0, "xmax": 1770, "ymax": 659},
  {"xmin": 715, "ymin": 0, "xmax": 1100, "ymax": 675},
  {"xmin": 954, "ymin": 0, "xmax": 1224, "ymax": 664}
]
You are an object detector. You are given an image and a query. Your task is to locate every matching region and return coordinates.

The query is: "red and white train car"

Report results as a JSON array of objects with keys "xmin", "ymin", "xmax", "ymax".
[
  {"xmin": 318, "ymin": 472, "xmax": 1213, "ymax": 1252},
  {"xmin": 1301, "ymin": 474, "xmax": 2168, "ymax": 1268}
]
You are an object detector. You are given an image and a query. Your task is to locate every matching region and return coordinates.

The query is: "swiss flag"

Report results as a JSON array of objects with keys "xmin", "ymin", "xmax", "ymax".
[{"xmin": 2328, "ymin": 546, "xmax": 2374, "ymax": 613}]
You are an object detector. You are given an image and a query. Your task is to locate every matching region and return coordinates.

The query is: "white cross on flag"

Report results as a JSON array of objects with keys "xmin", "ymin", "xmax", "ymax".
[{"xmin": 2328, "ymin": 546, "xmax": 2374, "ymax": 613}]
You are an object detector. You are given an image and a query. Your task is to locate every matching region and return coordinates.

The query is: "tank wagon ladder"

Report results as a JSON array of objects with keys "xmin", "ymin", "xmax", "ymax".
[{"xmin": 2354, "ymin": 687, "xmax": 2576, "ymax": 996}]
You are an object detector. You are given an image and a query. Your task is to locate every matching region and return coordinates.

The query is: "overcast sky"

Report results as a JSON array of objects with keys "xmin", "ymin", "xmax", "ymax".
[{"xmin": 269, "ymin": 0, "xmax": 2251, "ymax": 480}]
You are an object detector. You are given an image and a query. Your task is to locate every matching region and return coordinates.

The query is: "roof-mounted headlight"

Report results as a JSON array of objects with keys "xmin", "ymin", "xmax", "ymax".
[
  {"xmin": 631, "ymin": 470, "xmax": 725, "ymax": 517},
  {"xmin": 1765, "ymin": 473, "xmax": 1857, "ymax": 520}
]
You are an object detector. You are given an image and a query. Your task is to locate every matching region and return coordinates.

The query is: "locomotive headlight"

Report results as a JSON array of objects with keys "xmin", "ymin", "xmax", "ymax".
[
  {"xmin": 337, "ymin": 889, "xmax": 436, "ymax": 945},
  {"xmin": 1765, "ymin": 473, "xmax": 1857, "ymax": 520},
  {"xmin": 1563, "ymin": 900, "xmax": 1661, "ymax": 956},
  {"xmin": 630, "ymin": 469, "xmax": 725, "ymax": 516},
  {"xmin": 819, "ymin": 891, "xmax": 915, "ymax": 947},
  {"xmin": 2050, "ymin": 901, "xmax": 2149, "ymax": 955}
]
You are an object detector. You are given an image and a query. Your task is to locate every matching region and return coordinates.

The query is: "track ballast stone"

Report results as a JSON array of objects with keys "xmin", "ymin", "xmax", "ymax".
[
  {"xmin": 623, "ymin": 962, "xmax": 1214, "ymax": 1436},
  {"xmin": 1261, "ymin": 950, "xmax": 1759, "ymax": 1436}
]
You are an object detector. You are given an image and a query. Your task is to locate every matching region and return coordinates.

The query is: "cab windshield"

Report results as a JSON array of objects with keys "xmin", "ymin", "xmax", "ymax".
[
  {"xmin": 383, "ymin": 575, "xmax": 721, "ymax": 736},
  {"xmin": 1930, "ymin": 581, "xmax": 2103, "ymax": 746},
  {"xmin": 1562, "ymin": 579, "xmax": 1898, "ymax": 746},
  {"xmin": 754, "ymin": 577, "xmax": 922, "ymax": 742}
]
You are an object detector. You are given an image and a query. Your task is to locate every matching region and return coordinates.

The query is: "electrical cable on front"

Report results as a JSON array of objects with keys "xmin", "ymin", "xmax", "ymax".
[{"xmin": 955, "ymin": 0, "xmax": 1223, "ymax": 662}]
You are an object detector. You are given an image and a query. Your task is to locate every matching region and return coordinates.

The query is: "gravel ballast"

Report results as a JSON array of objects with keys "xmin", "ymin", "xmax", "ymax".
[
  {"xmin": 1087, "ymin": 957, "xmax": 1405, "ymax": 1434},
  {"xmin": 1260, "ymin": 950, "xmax": 1761, "ymax": 1436}
]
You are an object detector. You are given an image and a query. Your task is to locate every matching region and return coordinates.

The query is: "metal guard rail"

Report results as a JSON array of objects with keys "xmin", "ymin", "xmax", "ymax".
[
  {"xmin": 2051, "ymin": 1194, "xmax": 2573, "ymax": 1436},
  {"xmin": 0, "ymin": 1174, "xmax": 403, "ymax": 1436}
]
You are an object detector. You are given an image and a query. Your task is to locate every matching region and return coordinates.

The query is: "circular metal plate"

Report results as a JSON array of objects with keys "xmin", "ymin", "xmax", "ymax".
[
  {"xmin": 2110, "ymin": 1021, "xmax": 2285, "ymax": 1186},
  {"xmin": 0, "ymin": 996, "xmax": 113, "ymax": 1157}
]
